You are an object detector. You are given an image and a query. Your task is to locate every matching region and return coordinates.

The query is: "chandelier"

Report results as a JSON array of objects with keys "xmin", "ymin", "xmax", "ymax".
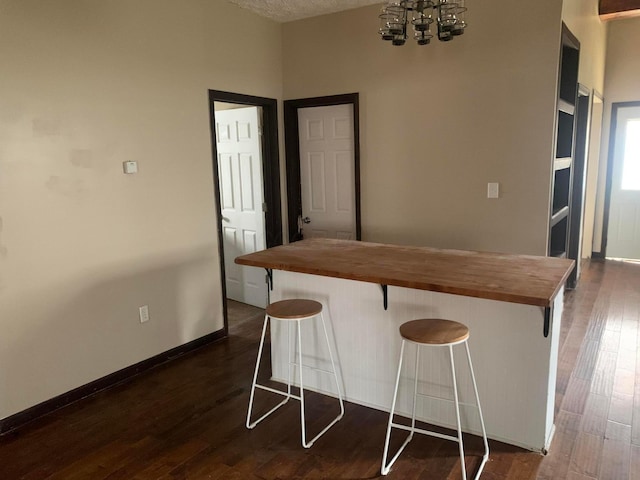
[{"xmin": 379, "ymin": 0, "xmax": 467, "ymax": 46}]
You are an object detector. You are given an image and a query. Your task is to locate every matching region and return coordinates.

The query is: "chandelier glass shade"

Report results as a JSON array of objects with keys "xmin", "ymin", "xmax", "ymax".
[{"xmin": 379, "ymin": 0, "xmax": 467, "ymax": 46}]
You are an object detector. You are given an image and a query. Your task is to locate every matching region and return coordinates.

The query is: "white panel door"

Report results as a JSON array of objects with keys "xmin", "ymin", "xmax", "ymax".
[
  {"xmin": 298, "ymin": 104, "xmax": 356, "ymax": 240},
  {"xmin": 215, "ymin": 106, "xmax": 267, "ymax": 308},
  {"xmin": 606, "ymin": 105, "xmax": 640, "ymax": 260}
]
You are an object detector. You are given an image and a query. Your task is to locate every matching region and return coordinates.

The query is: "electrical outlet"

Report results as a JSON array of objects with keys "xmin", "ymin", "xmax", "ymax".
[
  {"xmin": 139, "ymin": 305, "xmax": 150, "ymax": 323},
  {"xmin": 123, "ymin": 161, "xmax": 138, "ymax": 174}
]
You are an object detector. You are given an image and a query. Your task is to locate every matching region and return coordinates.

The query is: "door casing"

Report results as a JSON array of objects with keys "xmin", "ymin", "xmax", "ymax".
[
  {"xmin": 567, "ymin": 85, "xmax": 592, "ymax": 288},
  {"xmin": 284, "ymin": 93, "xmax": 361, "ymax": 242},
  {"xmin": 208, "ymin": 90, "xmax": 282, "ymax": 334},
  {"xmin": 598, "ymin": 100, "xmax": 640, "ymax": 259}
]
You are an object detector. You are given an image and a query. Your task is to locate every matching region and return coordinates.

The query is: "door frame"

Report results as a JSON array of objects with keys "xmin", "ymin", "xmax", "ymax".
[
  {"xmin": 284, "ymin": 93, "xmax": 361, "ymax": 242},
  {"xmin": 598, "ymin": 100, "xmax": 640, "ymax": 259},
  {"xmin": 208, "ymin": 90, "xmax": 282, "ymax": 334},
  {"xmin": 566, "ymin": 85, "xmax": 591, "ymax": 288}
]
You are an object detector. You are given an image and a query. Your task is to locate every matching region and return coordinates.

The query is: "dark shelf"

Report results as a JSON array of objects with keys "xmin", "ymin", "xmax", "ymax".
[
  {"xmin": 559, "ymin": 43, "xmax": 579, "ymax": 104},
  {"xmin": 550, "ymin": 215, "xmax": 569, "ymax": 256},
  {"xmin": 556, "ymin": 111, "xmax": 575, "ymax": 158},
  {"xmin": 552, "ymin": 168, "xmax": 571, "ymax": 213}
]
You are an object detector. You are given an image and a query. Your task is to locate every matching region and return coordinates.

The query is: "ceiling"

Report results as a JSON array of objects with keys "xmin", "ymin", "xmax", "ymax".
[{"xmin": 228, "ymin": 0, "xmax": 382, "ymax": 23}]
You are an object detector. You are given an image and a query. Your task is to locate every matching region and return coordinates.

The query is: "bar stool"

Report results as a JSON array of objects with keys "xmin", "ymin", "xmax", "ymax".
[
  {"xmin": 381, "ymin": 319, "xmax": 489, "ymax": 479},
  {"xmin": 246, "ymin": 299, "xmax": 345, "ymax": 448}
]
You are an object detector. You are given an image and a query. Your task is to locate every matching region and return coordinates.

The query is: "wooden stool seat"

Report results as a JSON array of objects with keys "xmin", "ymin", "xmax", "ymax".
[
  {"xmin": 399, "ymin": 319, "xmax": 469, "ymax": 345},
  {"xmin": 266, "ymin": 299, "xmax": 323, "ymax": 319}
]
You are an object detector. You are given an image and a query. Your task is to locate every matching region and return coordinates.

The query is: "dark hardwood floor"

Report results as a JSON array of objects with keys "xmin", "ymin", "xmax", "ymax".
[
  {"xmin": 0, "ymin": 260, "xmax": 639, "ymax": 479},
  {"xmin": 536, "ymin": 259, "xmax": 640, "ymax": 480}
]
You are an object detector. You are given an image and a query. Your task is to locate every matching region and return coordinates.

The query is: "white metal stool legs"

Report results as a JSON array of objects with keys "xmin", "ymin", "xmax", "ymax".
[
  {"xmin": 246, "ymin": 314, "xmax": 290, "ymax": 429},
  {"xmin": 298, "ymin": 313, "xmax": 344, "ymax": 448},
  {"xmin": 449, "ymin": 344, "xmax": 467, "ymax": 480},
  {"xmin": 464, "ymin": 342, "xmax": 489, "ymax": 478},
  {"xmin": 381, "ymin": 340, "xmax": 408, "ymax": 475},
  {"xmin": 381, "ymin": 339, "xmax": 489, "ymax": 478},
  {"xmin": 246, "ymin": 310, "xmax": 344, "ymax": 448}
]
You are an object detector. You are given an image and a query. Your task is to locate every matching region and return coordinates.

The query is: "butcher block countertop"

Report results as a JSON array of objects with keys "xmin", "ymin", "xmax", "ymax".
[{"xmin": 235, "ymin": 238, "xmax": 575, "ymax": 307}]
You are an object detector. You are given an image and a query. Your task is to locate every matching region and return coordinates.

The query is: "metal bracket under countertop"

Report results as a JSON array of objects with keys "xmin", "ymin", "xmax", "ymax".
[
  {"xmin": 265, "ymin": 268, "xmax": 273, "ymax": 291},
  {"xmin": 543, "ymin": 306, "xmax": 551, "ymax": 338},
  {"xmin": 381, "ymin": 284, "xmax": 388, "ymax": 310}
]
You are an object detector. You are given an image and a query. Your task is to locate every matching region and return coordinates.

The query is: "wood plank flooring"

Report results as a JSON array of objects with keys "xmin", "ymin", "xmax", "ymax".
[
  {"xmin": 0, "ymin": 259, "xmax": 638, "ymax": 479},
  {"xmin": 537, "ymin": 259, "xmax": 640, "ymax": 480}
]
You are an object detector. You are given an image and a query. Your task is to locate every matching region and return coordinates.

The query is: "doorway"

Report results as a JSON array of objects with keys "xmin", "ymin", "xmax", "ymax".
[
  {"xmin": 582, "ymin": 91, "xmax": 604, "ymax": 259},
  {"xmin": 215, "ymin": 104, "xmax": 267, "ymax": 308},
  {"xmin": 208, "ymin": 91, "xmax": 282, "ymax": 332},
  {"xmin": 284, "ymin": 93, "xmax": 361, "ymax": 242},
  {"xmin": 602, "ymin": 101, "xmax": 640, "ymax": 260}
]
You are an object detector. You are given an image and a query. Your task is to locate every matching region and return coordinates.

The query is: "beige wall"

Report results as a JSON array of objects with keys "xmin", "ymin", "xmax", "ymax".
[
  {"xmin": 562, "ymin": 0, "xmax": 608, "ymax": 93},
  {"xmin": 283, "ymin": 1, "xmax": 563, "ymax": 255},
  {"xmin": 602, "ymin": 17, "xmax": 640, "ymax": 103},
  {"xmin": 592, "ymin": 16, "xmax": 640, "ymax": 254},
  {"xmin": 0, "ymin": 0, "xmax": 282, "ymax": 418},
  {"xmin": 561, "ymin": 0, "xmax": 609, "ymax": 260}
]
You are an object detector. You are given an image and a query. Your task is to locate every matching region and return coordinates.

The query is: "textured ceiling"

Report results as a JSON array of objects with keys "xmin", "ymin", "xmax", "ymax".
[{"xmin": 228, "ymin": 0, "xmax": 382, "ymax": 23}]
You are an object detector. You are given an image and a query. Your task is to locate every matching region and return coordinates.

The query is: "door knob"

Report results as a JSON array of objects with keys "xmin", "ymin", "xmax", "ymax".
[{"xmin": 302, "ymin": 216, "xmax": 311, "ymax": 224}]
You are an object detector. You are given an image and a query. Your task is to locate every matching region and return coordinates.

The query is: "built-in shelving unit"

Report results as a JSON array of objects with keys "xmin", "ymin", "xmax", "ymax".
[{"xmin": 549, "ymin": 24, "xmax": 580, "ymax": 261}]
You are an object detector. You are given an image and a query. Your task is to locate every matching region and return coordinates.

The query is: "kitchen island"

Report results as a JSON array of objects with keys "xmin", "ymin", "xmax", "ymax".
[{"xmin": 236, "ymin": 238, "xmax": 574, "ymax": 451}]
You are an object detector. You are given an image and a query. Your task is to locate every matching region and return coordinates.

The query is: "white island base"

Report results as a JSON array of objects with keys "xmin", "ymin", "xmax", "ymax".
[{"xmin": 268, "ymin": 270, "xmax": 563, "ymax": 452}]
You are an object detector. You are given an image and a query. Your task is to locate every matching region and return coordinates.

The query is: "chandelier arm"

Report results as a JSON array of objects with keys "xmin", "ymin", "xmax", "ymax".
[{"xmin": 378, "ymin": 0, "xmax": 467, "ymax": 46}]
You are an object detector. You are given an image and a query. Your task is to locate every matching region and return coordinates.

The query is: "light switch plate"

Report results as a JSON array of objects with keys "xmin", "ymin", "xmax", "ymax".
[
  {"xmin": 123, "ymin": 161, "xmax": 138, "ymax": 174},
  {"xmin": 139, "ymin": 305, "xmax": 149, "ymax": 323},
  {"xmin": 487, "ymin": 182, "xmax": 499, "ymax": 198}
]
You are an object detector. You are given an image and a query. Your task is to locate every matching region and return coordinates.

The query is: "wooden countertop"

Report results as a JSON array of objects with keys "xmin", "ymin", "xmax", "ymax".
[{"xmin": 235, "ymin": 239, "xmax": 575, "ymax": 307}]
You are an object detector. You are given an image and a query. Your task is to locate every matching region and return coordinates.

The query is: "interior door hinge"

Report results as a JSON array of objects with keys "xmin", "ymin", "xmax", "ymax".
[{"xmin": 262, "ymin": 202, "xmax": 268, "ymax": 212}]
